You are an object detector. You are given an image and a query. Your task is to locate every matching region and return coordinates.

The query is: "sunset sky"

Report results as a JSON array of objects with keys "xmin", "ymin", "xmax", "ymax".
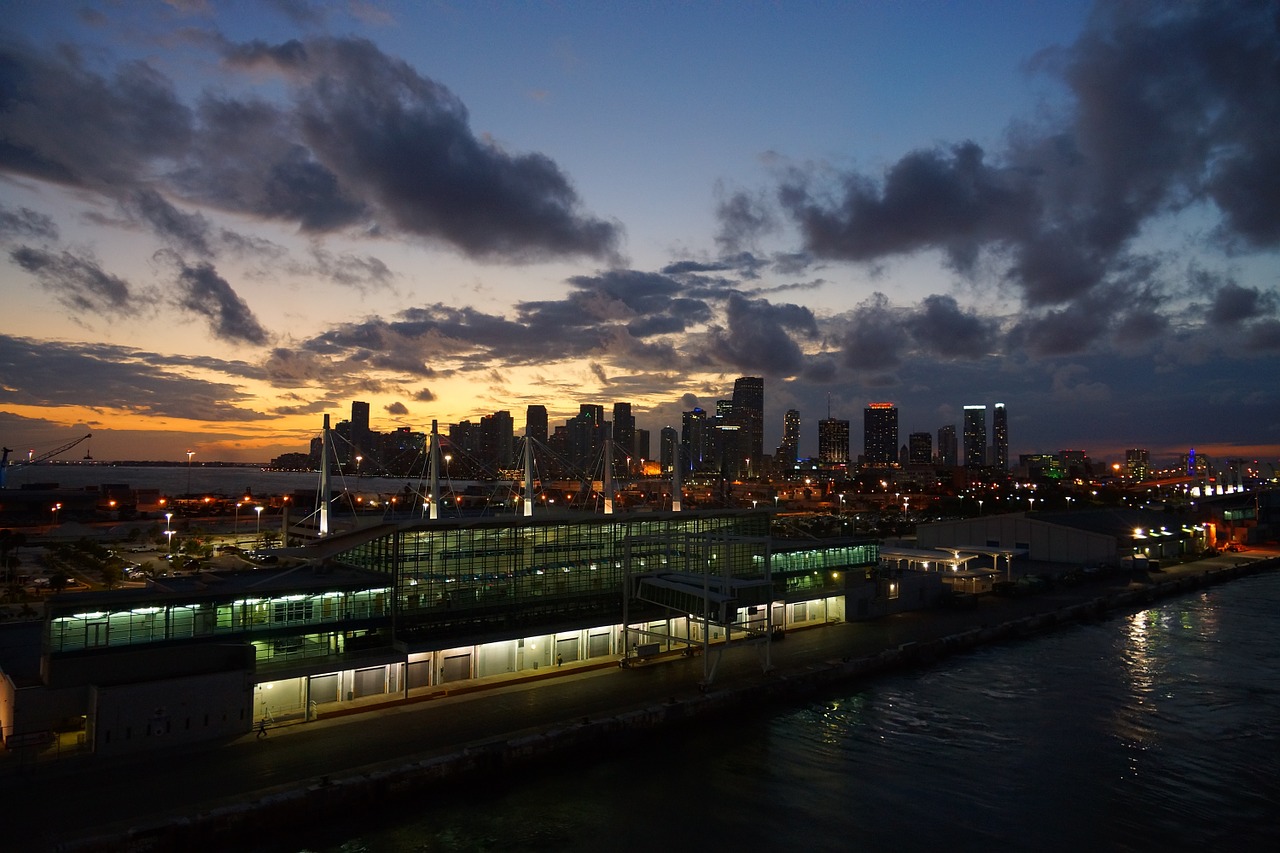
[{"xmin": 1, "ymin": 0, "xmax": 1277, "ymax": 468}]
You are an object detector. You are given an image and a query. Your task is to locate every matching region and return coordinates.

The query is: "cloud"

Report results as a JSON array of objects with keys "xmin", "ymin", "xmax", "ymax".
[
  {"xmin": 9, "ymin": 246, "xmax": 133, "ymax": 314},
  {"xmin": 0, "ymin": 204, "xmax": 59, "ymax": 242},
  {"xmin": 902, "ymin": 295, "xmax": 998, "ymax": 360},
  {"xmin": 756, "ymin": 1, "xmax": 1280, "ymax": 316},
  {"xmin": 0, "ymin": 34, "xmax": 622, "ymax": 264},
  {"xmin": 173, "ymin": 261, "xmax": 271, "ymax": 345},
  {"xmin": 1207, "ymin": 282, "xmax": 1275, "ymax": 326},
  {"xmin": 707, "ymin": 294, "xmax": 816, "ymax": 375},
  {"xmin": 216, "ymin": 36, "xmax": 623, "ymax": 261},
  {"xmin": 412, "ymin": 387, "xmax": 436, "ymax": 402},
  {"xmin": 0, "ymin": 333, "xmax": 268, "ymax": 421},
  {"xmin": 385, "ymin": 401, "xmax": 409, "ymax": 416}
]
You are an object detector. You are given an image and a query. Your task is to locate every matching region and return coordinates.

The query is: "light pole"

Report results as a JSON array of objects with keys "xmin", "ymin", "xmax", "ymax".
[
  {"xmin": 186, "ymin": 450, "xmax": 194, "ymax": 497},
  {"xmin": 255, "ymin": 505, "xmax": 264, "ymax": 548},
  {"xmin": 234, "ymin": 502, "xmax": 241, "ymax": 545},
  {"xmin": 165, "ymin": 511, "xmax": 174, "ymax": 554},
  {"xmin": 51, "ymin": 502, "xmax": 62, "ymax": 526}
]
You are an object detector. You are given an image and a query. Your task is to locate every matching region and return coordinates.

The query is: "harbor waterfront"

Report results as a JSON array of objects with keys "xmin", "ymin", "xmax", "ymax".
[{"xmin": 2, "ymin": 549, "xmax": 1274, "ymax": 852}]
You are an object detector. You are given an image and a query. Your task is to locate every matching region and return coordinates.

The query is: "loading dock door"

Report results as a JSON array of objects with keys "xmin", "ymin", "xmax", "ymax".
[
  {"xmin": 441, "ymin": 653, "xmax": 471, "ymax": 683},
  {"xmin": 556, "ymin": 637, "xmax": 580, "ymax": 663}
]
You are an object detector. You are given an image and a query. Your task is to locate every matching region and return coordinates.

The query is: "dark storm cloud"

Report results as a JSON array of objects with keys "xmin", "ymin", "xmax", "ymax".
[
  {"xmin": 0, "ymin": 204, "xmax": 58, "ymax": 242},
  {"xmin": 9, "ymin": 245, "xmax": 133, "ymax": 314},
  {"xmin": 707, "ymin": 294, "xmax": 816, "ymax": 374},
  {"xmin": 174, "ymin": 261, "xmax": 270, "ymax": 345},
  {"xmin": 0, "ymin": 34, "xmax": 620, "ymax": 264},
  {"xmin": 126, "ymin": 189, "xmax": 213, "ymax": 256},
  {"xmin": 219, "ymin": 36, "xmax": 622, "ymax": 261},
  {"xmin": 0, "ymin": 40, "xmax": 193, "ymax": 189},
  {"xmin": 762, "ymin": 0, "xmax": 1280, "ymax": 312},
  {"xmin": 714, "ymin": 186, "xmax": 778, "ymax": 254},
  {"xmin": 838, "ymin": 294, "xmax": 907, "ymax": 370},
  {"xmin": 902, "ymin": 295, "xmax": 998, "ymax": 360},
  {"xmin": 1007, "ymin": 301, "xmax": 1107, "ymax": 358},
  {"xmin": 1207, "ymin": 282, "xmax": 1275, "ymax": 326},
  {"xmin": 0, "ymin": 333, "xmax": 267, "ymax": 421}
]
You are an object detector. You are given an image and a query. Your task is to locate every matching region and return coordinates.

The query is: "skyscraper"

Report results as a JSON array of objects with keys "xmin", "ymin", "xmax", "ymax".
[
  {"xmin": 818, "ymin": 418, "xmax": 850, "ymax": 464},
  {"xmin": 993, "ymin": 402, "xmax": 1008, "ymax": 471},
  {"xmin": 963, "ymin": 405, "xmax": 987, "ymax": 468},
  {"xmin": 525, "ymin": 405, "xmax": 548, "ymax": 445},
  {"xmin": 612, "ymin": 402, "xmax": 635, "ymax": 476},
  {"xmin": 937, "ymin": 424, "xmax": 957, "ymax": 467},
  {"xmin": 681, "ymin": 407, "xmax": 708, "ymax": 473},
  {"xmin": 776, "ymin": 409, "xmax": 800, "ymax": 464},
  {"xmin": 351, "ymin": 400, "xmax": 371, "ymax": 463},
  {"xmin": 732, "ymin": 376, "xmax": 764, "ymax": 465},
  {"xmin": 908, "ymin": 432, "xmax": 932, "ymax": 464},
  {"xmin": 863, "ymin": 402, "xmax": 898, "ymax": 466}
]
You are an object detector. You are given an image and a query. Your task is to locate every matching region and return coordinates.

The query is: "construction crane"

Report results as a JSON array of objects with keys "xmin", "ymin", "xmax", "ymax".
[{"xmin": 0, "ymin": 433, "xmax": 92, "ymax": 489}]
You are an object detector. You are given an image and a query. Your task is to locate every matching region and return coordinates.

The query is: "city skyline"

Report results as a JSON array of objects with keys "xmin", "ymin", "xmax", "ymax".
[{"xmin": 1, "ymin": 1, "xmax": 1277, "ymax": 466}]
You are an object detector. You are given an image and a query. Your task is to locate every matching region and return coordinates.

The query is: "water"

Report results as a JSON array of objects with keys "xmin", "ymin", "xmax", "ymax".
[
  {"xmin": 299, "ymin": 571, "xmax": 1280, "ymax": 853},
  {"xmin": 1, "ymin": 464, "xmax": 430, "ymax": 499}
]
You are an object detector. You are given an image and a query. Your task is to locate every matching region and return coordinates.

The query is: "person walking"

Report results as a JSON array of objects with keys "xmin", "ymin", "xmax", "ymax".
[{"xmin": 257, "ymin": 719, "xmax": 268, "ymax": 739}]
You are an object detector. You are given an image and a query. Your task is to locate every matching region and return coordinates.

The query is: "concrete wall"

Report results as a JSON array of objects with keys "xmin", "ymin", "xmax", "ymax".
[{"xmin": 89, "ymin": 670, "xmax": 254, "ymax": 756}]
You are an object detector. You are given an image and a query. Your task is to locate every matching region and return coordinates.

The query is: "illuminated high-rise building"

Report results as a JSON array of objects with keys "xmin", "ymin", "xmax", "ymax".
[
  {"xmin": 863, "ymin": 402, "xmax": 898, "ymax": 466},
  {"xmin": 732, "ymin": 376, "xmax": 765, "ymax": 464},
  {"xmin": 818, "ymin": 418, "xmax": 850, "ymax": 464},
  {"xmin": 1125, "ymin": 448, "xmax": 1150, "ymax": 481},
  {"xmin": 963, "ymin": 405, "xmax": 987, "ymax": 468},
  {"xmin": 908, "ymin": 432, "xmax": 932, "ymax": 464},
  {"xmin": 993, "ymin": 402, "xmax": 1008, "ymax": 471},
  {"xmin": 776, "ymin": 409, "xmax": 801, "ymax": 463},
  {"xmin": 937, "ymin": 424, "xmax": 957, "ymax": 467}
]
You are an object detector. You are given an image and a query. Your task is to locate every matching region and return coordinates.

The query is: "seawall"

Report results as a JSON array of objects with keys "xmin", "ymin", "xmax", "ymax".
[{"xmin": 64, "ymin": 558, "xmax": 1276, "ymax": 853}]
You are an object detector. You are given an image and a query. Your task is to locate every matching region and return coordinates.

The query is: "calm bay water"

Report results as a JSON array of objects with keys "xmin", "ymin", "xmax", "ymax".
[{"xmin": 298, "ymin": 571, "xmax": 1280, "ymax": 853}]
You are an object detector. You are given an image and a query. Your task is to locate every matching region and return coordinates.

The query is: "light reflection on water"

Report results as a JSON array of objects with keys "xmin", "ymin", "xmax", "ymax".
[{"xmin": 296, "ymin": 572, "xmax": 1280, "ymax": 853}]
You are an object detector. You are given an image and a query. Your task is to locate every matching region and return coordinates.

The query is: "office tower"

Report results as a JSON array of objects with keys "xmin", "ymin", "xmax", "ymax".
[
  {"xmin": 1059, "ymin": 449, "xmax": 1089, "ymax": 480},
  {"xmin": 818, "ymin": 418, "xmax": 850, "ymax": 464},
  {"xmin": 525, "ymin": 405, "xmax": 548, "ymax": 445},
  {"xmin": 963, "ymin": 405, "xmax": 987, "ymax": 468},
  {"xmin": 908, "ymin": 432, "xmax": 932, "ymax": 464},
  {"xmin": 1125, "ymin": 448, "xmax": 1149, "ymax": 481},
  {"xmin": 681, "ymin": 407, "xmax": 708, "ymax": 472},
  {"xmin": 612, "ymin": 402, "xmax": 635, "ymax": 477},
  {"xmin": 568, "ymin": 405, "xmax": 605, "ymax": 473},
  {"xmin": 937, "ymin": 424, "xmax": 957, "ymax": 467},
  {"xmin": 863, "ymin": 402, "xmax": 898, "ymax": 466},
  {"xmin": 351, "ymin": 400, "xmax": 372, "ymax": 463},
  {"xmin": 732, "ymin": 376, "xmax": 765, "ymax": 464},
  {"xmin": 776, "ymin": 409, "xmax": 800, "ymax": 464},
  {"xmin": 660, "ymin": 426, "xmax": 678, "ymax": 473},
  {"xmin": 480, "ymin": 410, "xmax": 514, "ymax": 470},
  {"xmin": 993, "ymin": 402, "xmax": 1008, "ymax": 471},
  {"xmin": 635, "ymin": 428, "xmax": 651, "ymax": 466}
]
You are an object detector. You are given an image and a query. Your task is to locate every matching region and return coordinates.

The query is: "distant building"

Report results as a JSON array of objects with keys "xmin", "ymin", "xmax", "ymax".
[
  {"xmin": 776, "ymin": 409, "xmax": 800, "ymax": 464},
  {"xmin": 937, "ymin": 424, "xmax": 957, "ymax": 467},
  {"xmin": 819, "ymin": 418, "xmax": 850, "ymax": 464},
  {"xmin": 908, "ymin": 432, "xmax": 932, "ymax": 465},
  {"xmin": 863, "ymin": 402, "xmax": 898, "ymax": 466},
  {"xmin": 963, "ymin": 405, "xmax": 987, "ymax": 468},
  {"xmin": 525, "ymin": 405, "xmax": 548, "ymax": 445},
  {"xmin": 1125, "ymin": 448, "xmax": 1150, "ymax": 481},
  {"xmin": 732, "ymin": 376, "xmax": 765, "ymax": 465},
  {"xmin": 993, "ymin": 403, "xmax": 1008, "ymax": 471}
]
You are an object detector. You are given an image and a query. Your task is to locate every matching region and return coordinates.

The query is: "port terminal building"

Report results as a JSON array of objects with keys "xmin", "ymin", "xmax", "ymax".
[{"xmin": 2, "ymin": 508, "xmax": 908, "ymax": 756}]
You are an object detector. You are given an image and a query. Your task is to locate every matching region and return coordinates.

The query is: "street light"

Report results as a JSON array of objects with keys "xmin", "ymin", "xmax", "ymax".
[
  {"xmin": 255, "ymin": 505, "xmax": 264, "ymax": 547},
  {"xmin": 51, "ymin": 502, "xmax": 62, "ymax": 525},
  {"xmin": 186, "ymin": 450, "xmax": 194, "ymax": 497},
  {"xmin": 235, "ymin": 502, "xmax": 242, "ymax": 544},
  {"xmin": 165, "ymin": 511, "xmax": 174, "ymax": 553}
]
